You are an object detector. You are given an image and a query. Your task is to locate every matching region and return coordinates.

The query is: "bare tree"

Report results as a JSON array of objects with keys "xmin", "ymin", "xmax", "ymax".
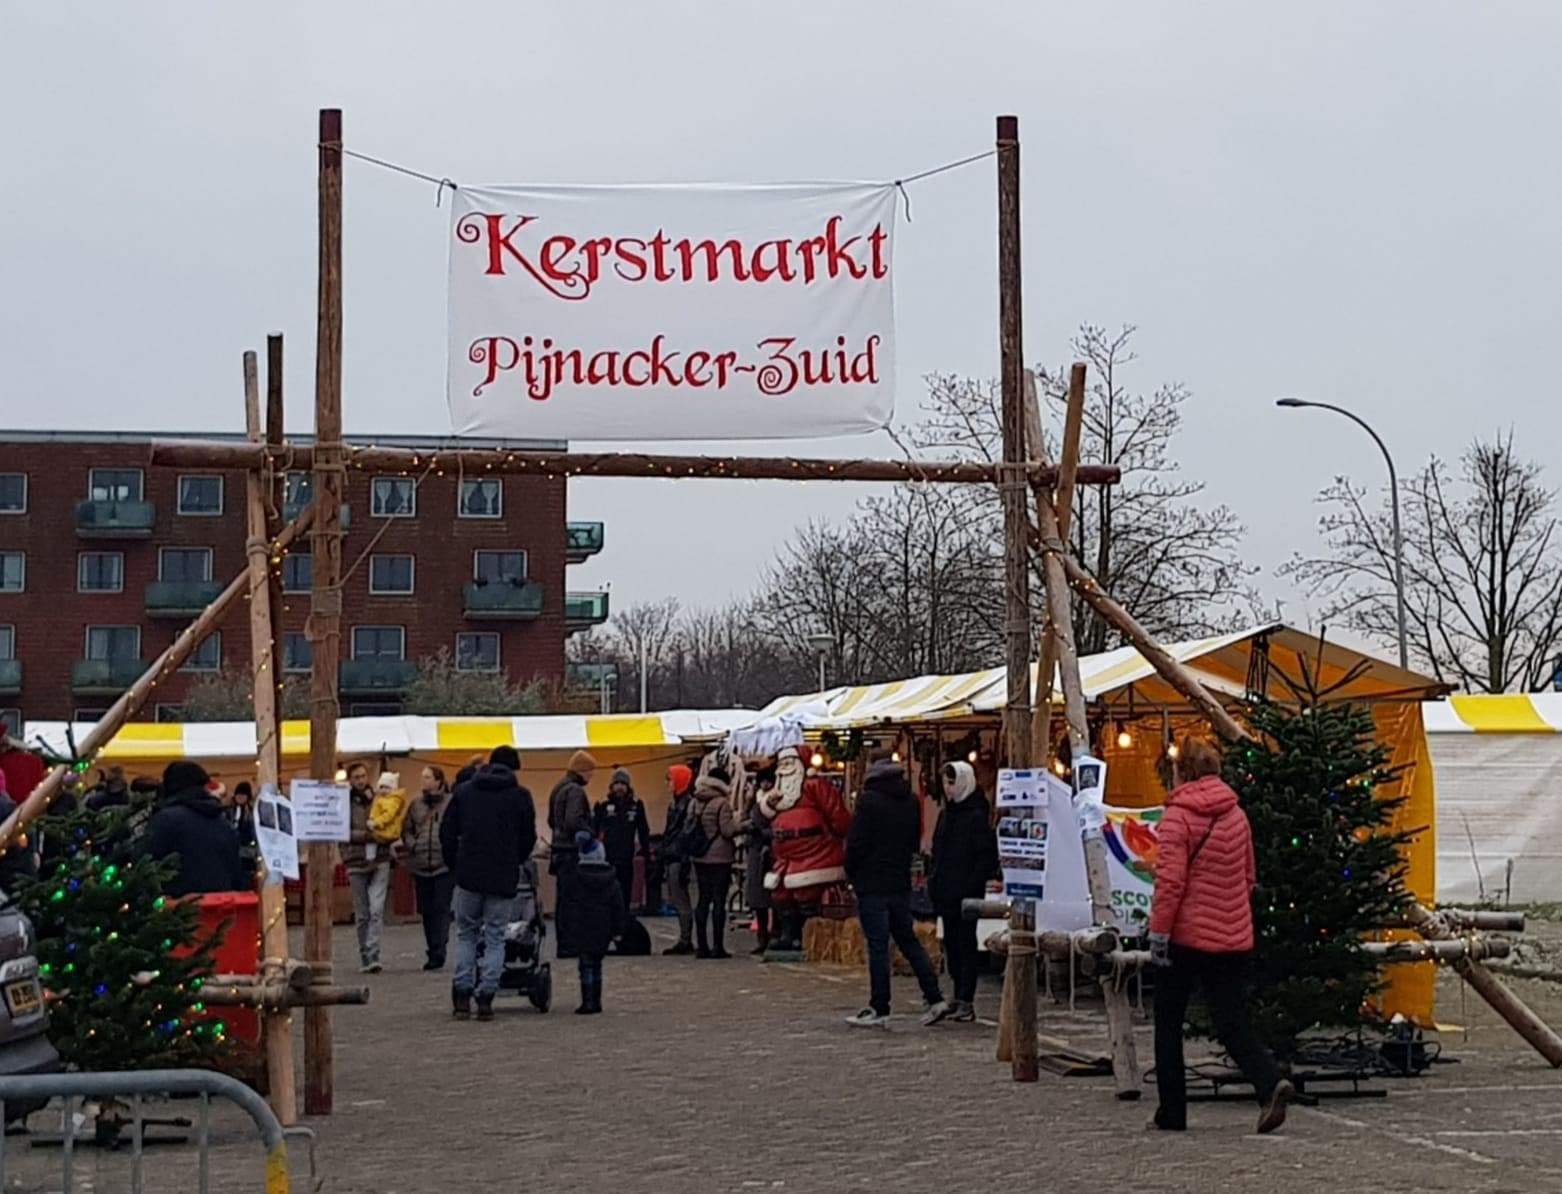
[{"xmin": 1286, "ymin": 432, "xmax": 1562, "ymax": 692}]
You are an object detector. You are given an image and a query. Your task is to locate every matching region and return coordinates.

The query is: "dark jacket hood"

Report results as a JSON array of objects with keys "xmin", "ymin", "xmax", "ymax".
[
  {"xmin": 575, "ymin": 856, "xmax": 619, "ymax": 893},
  {"xmin": 165, "ymin": 787, "xmax": 225, "ymax": 819},
  {"xmin": 473, "ymin": 764, "xmax": 519, "ymax": 793},
  {"xmin": 864, "ymin": 760, "xmax": 912, "ymax": 798}
]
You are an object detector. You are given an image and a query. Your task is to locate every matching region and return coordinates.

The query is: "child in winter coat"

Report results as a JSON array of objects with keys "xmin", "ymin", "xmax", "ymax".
[{"xmin": 571, "ymin": 831, "xmax": 626, "ymax": 1014}]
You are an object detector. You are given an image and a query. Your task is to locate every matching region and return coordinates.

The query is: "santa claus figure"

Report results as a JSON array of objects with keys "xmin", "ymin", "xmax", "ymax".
[{"xmin": 758, "ymin": 745, "xmax": 851, "ymax": 952}]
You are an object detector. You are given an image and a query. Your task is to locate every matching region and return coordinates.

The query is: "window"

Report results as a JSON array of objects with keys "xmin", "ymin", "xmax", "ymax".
[
  {"xmin": 285, "ymin": 471, "xmax": 312, "ymax": 507},
  {"xmin": 282, "ymin": 553, "xmax": 312, "ymax": 593},
  {"xmin": 370, "ymin": 477, "xmax": 416, "ymax": 518},
  {"xmin": 0, "ymin": 475, "xmax": 25, "ymax": 514},
  {"xmin": 159, "ymin": 547, "xmax": 213, "ymax": 582},
  {"xmin": 473, "ymin": 550, "xmax": 528, "ymax": 584},
  {"xmin": 155, "ymin": 704, "xmax": 185, "ymax": 723},
  {"xmin": 77, "ymin": 552, "xmax": 124, "ymax": 593},
  {"xmin": 459, "ymin": 478, "xmax": 502, "ymax": 519},
  {"xmin": 182, "ymin": 632, "xmax": 221, "ymax": 673},
  {"xmin": 283, "ymin": 633, "xmax": 312, "ymax": 673},
  {"xmin": 368, "ymin": 554, "xmax": 415, "ymax": 595},
  {"xmin": 0, "ymin": 709, "xmax": 19, "ymax": 737},
  {"xmin": 85, "ymin": 626, "xmax": 140, "ymax": 661},
  {"xmin": 0, "ymin": 626, "xmax": 12, "ymax": 658},
  {"xmin": 0, "ymin": 553, "xmax": 23, "ymax": 593},
  {"xmin": 351, "ymin": 626, "xmax": 405, "ymax": 660},
  {"xmin": 88, "ymin": 469, "xmax": 143, "ymax": 503},
  {"xmin": 456, "ymin": 632, "xmax": 501, "ymax": 673},
  {"xmin": 177, "ymin": 475, "xmax": 223, "ymax": 516},
  {"xmin": 72, "ymin": 708, "xmax": 109, "ymax": 724}
]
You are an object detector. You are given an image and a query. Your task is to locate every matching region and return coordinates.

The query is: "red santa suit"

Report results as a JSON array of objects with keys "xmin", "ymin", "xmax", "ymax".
[{"xmin": 759, "ymin": 747, "xmax": 850, "ymax": 907}]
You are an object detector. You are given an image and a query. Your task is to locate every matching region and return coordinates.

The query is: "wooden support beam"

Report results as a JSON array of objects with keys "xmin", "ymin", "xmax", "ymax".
[
  {"xmin": 305, "ymin": 104, "xmax": 344, "ymax": 1119},
  {"xmin": 1364, "ymin": 938, "xmax": 1512, "ymax": 962},
  {"xmin": 146, "ymin": 438, "xmax": 1120, "ymax": 489},
  {"xmin": 0, "ymin": 510, "xmax": 312, "ymax": 852},
  {"xmin": 202, "ymin": 984, "xmax": 370, "ymax": 1009},
  {"xmin": 244, "ymin": 350, "xmax": 298, "ymax": 1126}
]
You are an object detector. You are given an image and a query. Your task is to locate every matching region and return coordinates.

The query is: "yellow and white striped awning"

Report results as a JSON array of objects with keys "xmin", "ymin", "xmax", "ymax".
[
  {"xmin": 24, "ymin": 710, "xmax": 757, "ymax": 763},
  {"xmin": 1423, "ymin": 694, "xmax": 1562, "ymax": 733}
]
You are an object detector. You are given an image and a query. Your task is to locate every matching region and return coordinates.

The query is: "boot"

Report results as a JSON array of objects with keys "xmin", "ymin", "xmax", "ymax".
[
  {"xmin": 663, "ymin": 941, "xmax": 695, "ymax": 956},
  {"xmin": 475, "ymin": 995, "xmax": 495, "ymax": 1022},
  {"xmin": 452, "ymin": 990, "xmax": 472, "ymax": 1021}
]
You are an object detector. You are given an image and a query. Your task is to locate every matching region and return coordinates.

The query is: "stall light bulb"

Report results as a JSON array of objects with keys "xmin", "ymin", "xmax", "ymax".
[
  {"xmin": 1052, "ymin": 759, "xmax": 1067, "ymax": 776},
  {"xmin": 1116, "ymin": 728, "xmax": 1133, "ymax": 749},
  {"xmin": 967, "ymin": 751, "xmax": 978, "ymax": 764},
  {"xmin": 1166, "ymin": 743, "xmax": 1180, "ymax": 760},
  {"xmin": 891, "ymin": 751, "xmax": 901, "ymax": 763},
  {"xmin": 810, "ymin": 752, "xmax": 825, "ymax": 769},
  {"xmin": 334, "ymin": 769, "xmax": 347, "ymax": 783}
]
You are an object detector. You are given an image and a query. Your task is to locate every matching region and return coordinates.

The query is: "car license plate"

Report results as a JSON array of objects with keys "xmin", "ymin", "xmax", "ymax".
[{"xmin": 4, "ymin": 979, "xmax": 40, "ymax": 1016}]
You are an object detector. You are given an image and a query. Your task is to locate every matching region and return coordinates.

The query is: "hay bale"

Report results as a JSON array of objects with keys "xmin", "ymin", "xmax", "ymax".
[{"xmin": 804, "ymin": 915, "xmax": 942, "ymax": 973}]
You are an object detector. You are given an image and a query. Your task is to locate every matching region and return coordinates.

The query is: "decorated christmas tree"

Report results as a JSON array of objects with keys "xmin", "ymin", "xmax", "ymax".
[
  {"xmin": 16, "ymin": 795, "xmax": 229, "ymax": 1071},
  {"xmin": 1223, "ymin": 695, "xmax": 1417, "ymax": 1056}
]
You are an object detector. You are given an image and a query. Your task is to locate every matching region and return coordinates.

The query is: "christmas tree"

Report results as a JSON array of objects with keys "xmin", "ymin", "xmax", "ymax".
[
  {"xmin": 1223, "ymin": 696, "xmax": 1417, "ymax": 1056},
  {"xmin": 15, "ymin": 794, "xmax": 230, "ymax": 1071}
]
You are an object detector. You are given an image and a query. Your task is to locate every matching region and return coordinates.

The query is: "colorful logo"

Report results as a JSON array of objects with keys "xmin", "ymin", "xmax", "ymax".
[{"xmin": 1104, "ymin": 808, "xmax": 1163, "ymax": 884}]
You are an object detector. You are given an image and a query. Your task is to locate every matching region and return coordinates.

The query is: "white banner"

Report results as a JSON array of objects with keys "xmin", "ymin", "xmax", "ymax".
[{"xmin": 447, "ymin": 183, "xmax": 897, "ymax": 440}]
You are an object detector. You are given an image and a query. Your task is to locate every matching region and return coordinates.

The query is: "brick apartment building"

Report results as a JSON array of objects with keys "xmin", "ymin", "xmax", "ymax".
[{"xmin": 0, "ymin": 432, "xmax": 609, "ymax": 731}]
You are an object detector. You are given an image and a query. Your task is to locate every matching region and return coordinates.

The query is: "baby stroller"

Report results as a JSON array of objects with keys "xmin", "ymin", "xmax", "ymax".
[{"xmin": 498, "ymin": 860, "xmax": 552, "ymax": 1012}]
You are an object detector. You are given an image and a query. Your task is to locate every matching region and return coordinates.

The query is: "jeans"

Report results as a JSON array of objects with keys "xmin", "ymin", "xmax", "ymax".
[
  {"xmin": 938, "ymin": 901, "xmax": 980, "ymax": 1004},
  {"xmin": 665, "ymin": 860, "xmax": 693, "ymax": 945},
  {"xmin": 1154, "ymin": 946, "xmax": 1282, "ymax": 1128},
  {"xmin": 552, "ymin": 850, "xmax": 579, "ymax": 958},
  {"xmin": 693, "ymin": 862, "xmax": 732, "ymax": 954},
  {"xmin": 579, "ymin": 954, "xmax": 603, "ymax": 1010},
  {"xmin": 348, "ymin": 860, "xmax": 392, "ymax": 967},
  {"xmin": 857, "ymin": 890, "xmax": 943, "ymax": 1016},
  {"xmin": 413, "ymin": 872, "xmax": 455, "ymax": 965},
  {"xmin": 452, "ymin": 886, "xmax": 514, "ymax": 1000}
]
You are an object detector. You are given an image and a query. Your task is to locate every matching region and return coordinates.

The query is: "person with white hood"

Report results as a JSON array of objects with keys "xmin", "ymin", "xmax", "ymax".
[{"xmin": 927, "ymin": 760, "xmax": 999, "ymax": 1023}]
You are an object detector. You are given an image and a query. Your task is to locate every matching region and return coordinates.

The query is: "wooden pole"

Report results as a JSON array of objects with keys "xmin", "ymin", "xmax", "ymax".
[
  {"xmin": 1028, "ymin": 370, "xmax": 1141, "ymax": 1100},
  {"xmin": 305, "ymin": 105, "xmax": 344, "ymax": 1119},
  {"xmin": 995, "ymin": 114, "xmax": 1037, "ymax": 1085},
  {"xmin": 0, "ymin": 510, "xmax": 312, "ymax": 851},
  {"xmin": 244, "ymin": 350, "xmax": 298, "ymax": 1126},
  {"xmin": 147, "ymin": 439, "xmax": 1118, "ymax": 489},
  {"xmin": 264, "ymin": 333, "xmax": 288, "ymax": 730}
]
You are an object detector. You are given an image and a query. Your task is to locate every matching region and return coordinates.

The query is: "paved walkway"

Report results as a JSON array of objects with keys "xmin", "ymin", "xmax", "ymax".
[{"xmin": 5, "ymin": 919, "xmax": 1562, "ymax": 1191}]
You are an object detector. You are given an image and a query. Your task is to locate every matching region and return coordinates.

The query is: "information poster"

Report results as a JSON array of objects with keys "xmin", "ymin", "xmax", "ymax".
[
  {"xmin": 290, "ymin": 779, "xmax": 351, "ymax": 843},
  {"xmin": 995, "ymin": 770, "xmax": 1046, "ymax": 899},
  {"xmin": 254, "ymin": 785, "xmax": 300, "ymax": 882},
  {"xmin": 1101, "ymin": 805, "xmax": 1163, "ymax": 936}
]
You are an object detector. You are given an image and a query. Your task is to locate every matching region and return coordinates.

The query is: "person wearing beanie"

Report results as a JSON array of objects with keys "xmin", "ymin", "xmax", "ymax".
[
  {"xmin": 593, "ymin": 767, "xmax": 651, "ymax": 918},
  {"xmin": 689, "ymin": 762, "xmax": 739, "ymax": 959},
  {"xmin": 570, "ymin": 829, "xmax": 625, "ymax": 1014},
  {"xmin": 658, "ymin": 764, "xmax": 697, "ymax": 955},
  {"xmin": 142, "ymin": 759, "xmax": 244, "ymax": 899},
  {"xmin": 547, "ymin": 751, "xmax": 598, "ymax": 959},
  {"xmin": 928, "ymin": 760, "xmax": 999, "ymax": 1023},
  {"xmin": 441, "ymin": 743, "xmax": 537, "ymax": 1020},
  {"xmin": 339, "ymin": 760, "xmax": 392, "ymax": 974}
]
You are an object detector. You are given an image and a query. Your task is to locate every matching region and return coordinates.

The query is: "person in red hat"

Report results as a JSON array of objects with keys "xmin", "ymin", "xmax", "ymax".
[
  {"xmin": 757, "ymin": 745, "xmax": 851, "ymax": 953},
  {"xmin": 658, "ymin": 764, "xmax": 697, "ymax": 955}
]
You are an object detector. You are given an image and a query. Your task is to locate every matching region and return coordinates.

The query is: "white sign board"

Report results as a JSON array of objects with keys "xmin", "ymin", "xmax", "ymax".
[
  {"xmin": 254, "ymin": 785, "xmax": 300, "ymax": 882},
  {"xmin": 290, "ymin": 780, "xmax": 351, "ymax": 844},
  {"xmin": 447, "ymin": 183, "xmax": 898, "ymax": 440}
]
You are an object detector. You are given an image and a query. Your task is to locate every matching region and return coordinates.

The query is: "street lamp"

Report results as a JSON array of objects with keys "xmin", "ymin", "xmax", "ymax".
[
  {"xmin": 1276, "ymin": 398, "xmax": 1409, "ymax": 670},
  {"xmin": 806, "ymin": 632, "xmax": 833, "ymax": 693}
]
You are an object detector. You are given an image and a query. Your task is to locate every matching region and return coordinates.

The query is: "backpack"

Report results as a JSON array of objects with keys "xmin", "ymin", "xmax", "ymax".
[
  {"xmin": 367, "ymin": 782, "xmax": 410, "ymax": 845},
  {"xmin": 677, "ymin": 802, "xmax": 715, "ymax": 860}
]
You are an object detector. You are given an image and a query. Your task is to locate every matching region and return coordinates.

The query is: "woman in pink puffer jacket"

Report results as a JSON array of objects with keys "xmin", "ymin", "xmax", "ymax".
[{"xmin": 1148, "ymin": 737, "xmax": 1292, "ymax": 1135}]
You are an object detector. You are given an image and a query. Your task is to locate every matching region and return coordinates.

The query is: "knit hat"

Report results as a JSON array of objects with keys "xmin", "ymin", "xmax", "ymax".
[
  {"xmin": 489, "ymin": 745, "xmax": 521, "ymax": 772},
  {"xmin": 610, "ymin": 768, "xmax": 632, "ymax": 790},
  {"xmin": 575, "ymin": 830, "xmax": 604, "ymax": 862},
  {"xmin": 163, "ymin": 760, "xmax": 210, "ymax": 794},
  {"xmin": 568, "ymin": 750, "xmax": 598, "ymax": 778},
  {"xmin": 667, "ymin": 764, "xmax": 693, "ymax": 797}
]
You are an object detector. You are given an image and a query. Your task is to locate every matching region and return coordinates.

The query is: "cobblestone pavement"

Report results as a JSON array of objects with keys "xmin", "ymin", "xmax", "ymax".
[{"xmin": 4, "ymin": 919, "xmax": 1562, "ymax": 1192}]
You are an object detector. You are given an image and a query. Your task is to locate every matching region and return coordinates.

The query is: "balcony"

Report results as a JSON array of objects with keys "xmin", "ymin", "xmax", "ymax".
[
  {"xmin": 145, "ymin": 580, "xmax": 225, "ymax": 618},
  {"xmin": 282, "ymin": 499, "xmax": 351, "ymax": 529},
  {"xmin": 464, "ymin": 579, "xmax": 544, "ymax": 620},
  {"xmin": 339, "ymin": 658, "xmax": 417, "ymax": 695},
  {"xmin": 0, "ymin": 659, "xmax": 20, "ymax": 694},
  {"xmin": 565, "ymin": 590, "xmax": 610, "ymax": 632},
  {"xmin": 74, "ymin": 500, "xmax": 156, "ymax": 538},
  {"xmin": 72, "ymin": 658, "xmax": 147, "ymax": 694},
  {"xmin": 566, "ymin": 521, "xmax": 605, "ymax": 563}
]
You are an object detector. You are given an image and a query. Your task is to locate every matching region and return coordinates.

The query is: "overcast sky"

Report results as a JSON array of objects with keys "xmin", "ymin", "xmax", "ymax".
[{"xmin": 4, "ymin": 3, "xmax": 1559, "ymax": 635}]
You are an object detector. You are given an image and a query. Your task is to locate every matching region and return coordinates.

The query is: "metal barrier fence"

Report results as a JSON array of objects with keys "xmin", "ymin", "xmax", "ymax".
[{"xmin": 0, "ymin": 1068, "xmax": 315, "ymax": 1193}]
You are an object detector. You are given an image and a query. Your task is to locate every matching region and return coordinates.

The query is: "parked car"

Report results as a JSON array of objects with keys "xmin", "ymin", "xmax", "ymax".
[{"xmin": 0, "ymin": 899, "xmax": 59, "ymax": 1120}]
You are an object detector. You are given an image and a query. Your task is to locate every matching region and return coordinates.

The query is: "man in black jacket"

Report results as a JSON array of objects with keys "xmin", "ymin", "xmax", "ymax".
[
  {"xmin": 441, "ymin": 745, "xmax": 537, "ymax": 1021},
  {"xmin": 143, "ymin": 761, "xmax": 245, "ymax": 899},
  {"xmin": 593, "ymin": 768, "xmax": 650, "ymax": 916},
  {"xmin": 843, "ymin": 750, "xmax": 950, "ymax": 1028}
]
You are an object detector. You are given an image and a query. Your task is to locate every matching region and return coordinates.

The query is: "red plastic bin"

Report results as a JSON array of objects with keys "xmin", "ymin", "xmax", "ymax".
[{"xmin": 192, "ymin": 891, "xmax": 260, "ymax": 1045}]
